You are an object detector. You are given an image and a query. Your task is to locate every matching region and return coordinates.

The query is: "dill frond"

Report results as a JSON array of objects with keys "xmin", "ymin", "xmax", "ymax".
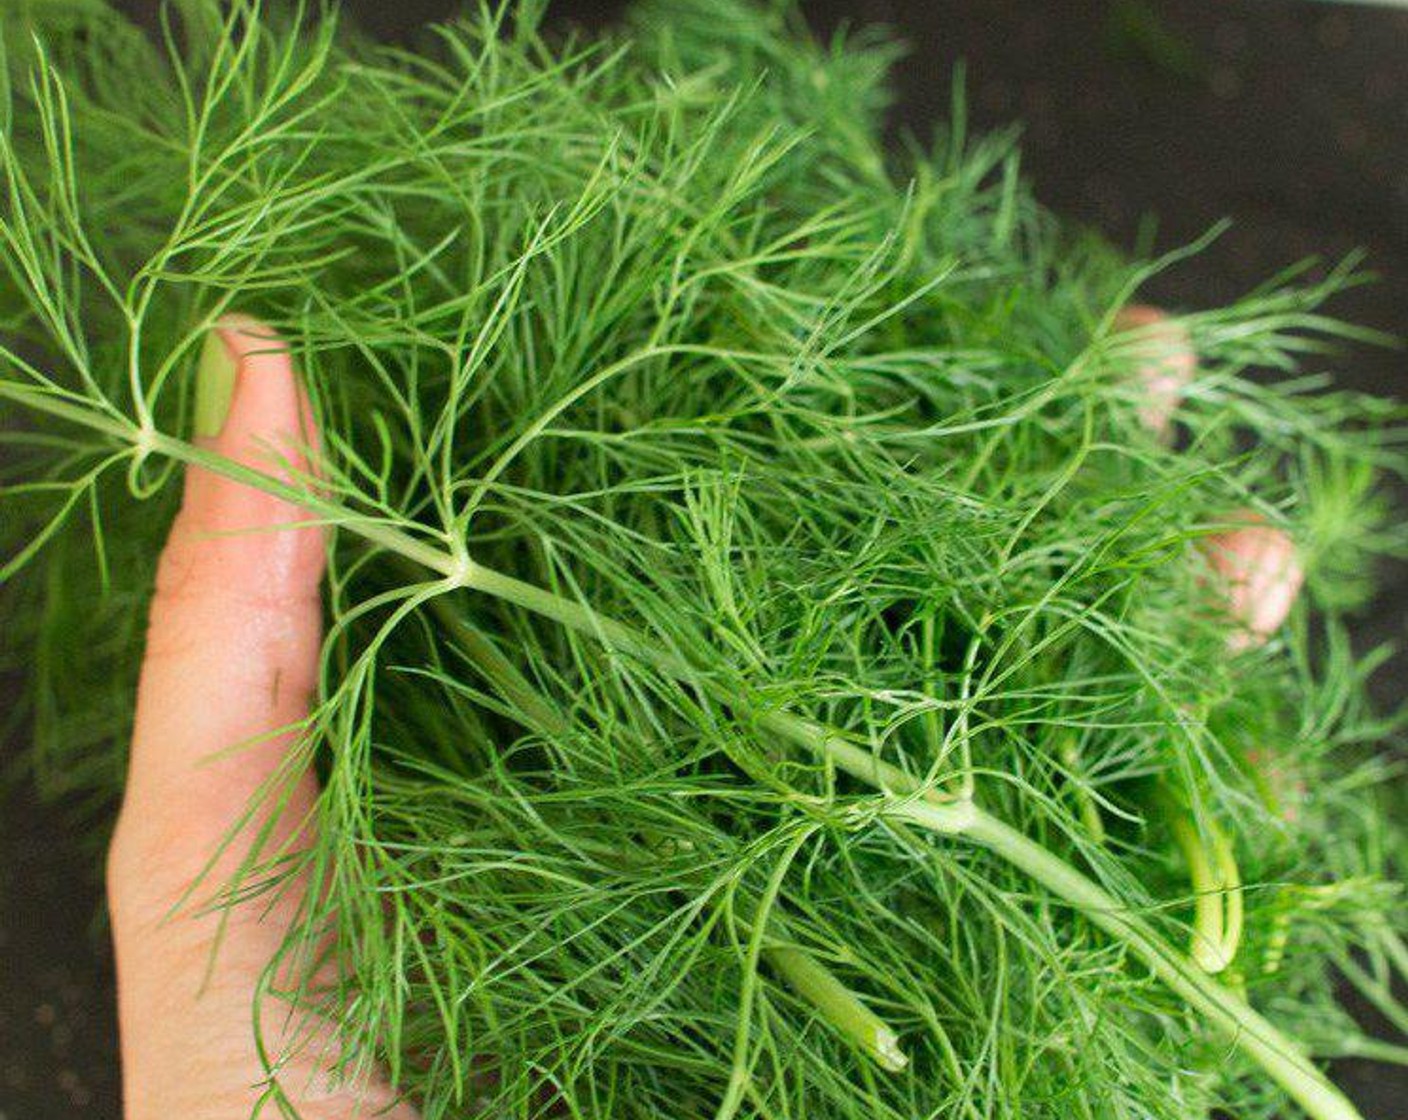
[{"xmin": 2, "ymin": 2, "xmax": 1406, "ymax": 1118}]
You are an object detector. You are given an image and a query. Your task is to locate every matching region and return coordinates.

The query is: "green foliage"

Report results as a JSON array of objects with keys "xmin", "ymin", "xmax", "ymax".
[{"xmin": 1, "ymin": 2, "xmax": 1406, "ymax": 1117}]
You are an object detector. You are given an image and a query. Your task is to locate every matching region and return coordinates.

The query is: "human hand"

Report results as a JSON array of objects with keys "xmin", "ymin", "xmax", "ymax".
[
  {"xmin": 1113, "ymin": 303, "xmax": 1304, "ymax": 647},
  {"xmin": 105, "ymin": 318, "xmax": 416, "ymax": 1119}
]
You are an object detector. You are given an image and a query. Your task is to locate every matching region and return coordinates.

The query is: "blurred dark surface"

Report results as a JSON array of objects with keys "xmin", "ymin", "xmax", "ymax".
[{"xmin": 3, "ymin": 1, "xmax": 1406, "ymax": 1117}]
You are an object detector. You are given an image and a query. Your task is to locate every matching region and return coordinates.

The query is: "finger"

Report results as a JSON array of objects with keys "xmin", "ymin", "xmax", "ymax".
[
  {"xmin": 1206, "ymin": 517, "xmax": 1306, "ymax": 823},
  {"xmin": 1112, "ymin": 305, "xmax": 1305, "ymax": 645},
  {"xmin": 108, "ymin": 319, "xmax": 417, "ymax": 1118},
  {"xmin": 113, "ymin": 314, "xmax": 325, "ymax": 883},
  {"xmin": 1113, "ymin": 303, "xmax": 1196, "ymax": 441},
  {"xmin": 109, "ymin": 316, "xmax": 326, "ymax": 1114},
  {"xmin": 1203, "ymin": 512, "xmax": 1304, "ymax": 653}
]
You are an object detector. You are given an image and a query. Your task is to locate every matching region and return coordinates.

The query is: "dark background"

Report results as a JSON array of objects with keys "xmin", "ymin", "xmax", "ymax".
[{"xmin": 3, "ymin": 1, "xmax": 1406, "ymax": 1116}]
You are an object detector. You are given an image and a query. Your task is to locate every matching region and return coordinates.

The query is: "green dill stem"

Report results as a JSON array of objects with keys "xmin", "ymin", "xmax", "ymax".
[
  {"xmin": 416, "ymin": 583, "xmax": 572, "ymax": 737},
  {"xmin": 462, "ymin": 560, "xmax": 978, "ymax": 827},
  {"xmin": 1263, "ymin": 898, "xmax": 1292, "ymax": 976},
  {"xmin": 458, "ymin": 558, "xmax": 1363, "ymax": 1120},
  {"xmin": 462, "ymin": 559, "xmax": 972, "ymax": 820},
  {"xmin": 1212, "ymin": 820, "xmax": 1243, "ymax": 970},
  {"xmin": 1059, "ymin": 736, "xmax": 1105, "ymax": 844},
  {"xmin": 955, "ymin": 811, "xmax": 1364, "ymax": 1120},
  {"xmin": 461, "ymin": 560, "xmax": 696, "ymax": 676},
  {"xmin": 1166, "ymin": 809, "xmax": 1231, "ymax": 973},
  {"xmin": 1381, "ymin": 928, "xmax": 1408, "ymax": 991},
  {"xmin": 417, "ymin": 578, "xmax": 912, "ymax": 1074},
  {"xmin": 0, "ymin": 393, "xmax": 1363, "ymax": 1118},
  {"xmin": 0, "ymin": 379, "xmax": 132, "ymax": 441},
  {"xmin": 145, "ymin": 432, "xmax": 461, "ymax": 576},
  {"xmin": 1318, "ymin": 1036, "xmax": 1408, "ymax": 1067},
  {"xmin": 0, "ymin": 383, "xmax": 459, "ymax": 577},
  {"xmin": 1335, "ymin": 954, "xmax": 1408, "ymax": 1040},
  {"xmin": 763, "ymin": 945, "xmax": 908, "ymax": 1073},
  {"xmin": 1156, "ymin": 784, "xmax": 1244, "ymax": 974}
]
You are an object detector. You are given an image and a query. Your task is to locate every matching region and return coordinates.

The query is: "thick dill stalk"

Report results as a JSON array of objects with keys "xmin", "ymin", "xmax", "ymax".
[
  {"xmin": 957, "ymin": 814, "xmax": 1360, "ymax": 1120},
  {"xmin": 462, "ymin": 560, "xmax": 1365, "ymax": 1120},
  {"xmin": 4, "ymin": 391, "xmax": 1370, "ymax": 1118},
  {"xmin": 4, "ymin": 3, "xmax": 1406, "ymax": 1116}
]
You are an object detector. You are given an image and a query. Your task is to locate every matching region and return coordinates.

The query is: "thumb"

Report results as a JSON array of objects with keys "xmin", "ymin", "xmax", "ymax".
[
  {"xmin": 108, "ymin": 319, "xmax": 410, "ymax": 1117},
  {"xmin": 115, "ymin": 314, "xmax": 324, "ymax": 872}
]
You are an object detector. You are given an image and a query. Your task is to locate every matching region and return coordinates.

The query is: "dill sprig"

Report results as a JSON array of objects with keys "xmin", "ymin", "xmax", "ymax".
[{"xmin": 2, "ymin": 2, "xmax": 1407, "ymax": 1118}]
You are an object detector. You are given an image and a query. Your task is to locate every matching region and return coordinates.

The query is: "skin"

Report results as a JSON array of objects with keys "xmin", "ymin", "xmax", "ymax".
[
  {"xmin": 106, "ymin": 318, "xmax": 417, "ymax": 1119},
  {"xmin": 1203, "ymin": 512, "xmax": 1305, "ymax": 653},
  {"xmin": 1112, "ymin": 303, "xmax": 1196, "ymax": 442},
  {"xmin": 104, "ymin": 307, "xmax": 1298, "ymax": 1116},
  {"xmin": 1113, "ymin": 303, "xmax": 1303, "ymax": 643}
]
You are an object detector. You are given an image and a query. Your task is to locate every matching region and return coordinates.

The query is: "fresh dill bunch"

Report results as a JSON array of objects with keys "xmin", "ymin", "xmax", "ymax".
[{"xmin": 2, "ymin": 2, "xmax": 1407, "ymax": 1118}]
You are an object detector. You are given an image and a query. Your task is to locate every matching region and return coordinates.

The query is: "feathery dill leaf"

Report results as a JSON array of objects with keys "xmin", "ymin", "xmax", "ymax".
[{"xmin": 1, "ymin": 2, "xmax": 1406, "ymax": 1118}]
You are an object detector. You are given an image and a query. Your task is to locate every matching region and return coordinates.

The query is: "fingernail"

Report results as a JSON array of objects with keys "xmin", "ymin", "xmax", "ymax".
[{"xmin": 194, "ymin": 327, "xmax": 239, "ymax": 439}]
